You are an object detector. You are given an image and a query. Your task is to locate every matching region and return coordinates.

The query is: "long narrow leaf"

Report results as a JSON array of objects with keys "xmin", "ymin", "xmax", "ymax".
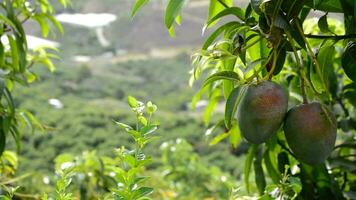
[{"xmin": 203, "ymin": 71, "xmax": 240, "ymax": 88}]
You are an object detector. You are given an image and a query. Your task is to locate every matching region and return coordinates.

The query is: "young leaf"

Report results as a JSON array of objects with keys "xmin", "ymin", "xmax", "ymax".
[
  {"xmin": 205, "ymin": 7, "xmax": 245, "ymax": 28},
  {"xmin": 131, "ymin": 0, "xmax": 150, "ymax": 17},
  {"xmin": 165, "ymin": 0, "xmax": 186, "ymax": 29},
  {"xmin": 207, "ymin": 0, "xmax": 233, "ymax": 26},
  {"xmin": 203, "ymin": 71, "xmax": 240, "ymax": 88},
  {"xmin": 204, "ymin": 88, "xmax": 221, "ymax": 126},
  {"xmin": 229, "ymin": 123, "xmax": 241, "ymax": 148},
  {"xmin": 209, "ymin": 132, "xmax": 229, "ymax": 146}
]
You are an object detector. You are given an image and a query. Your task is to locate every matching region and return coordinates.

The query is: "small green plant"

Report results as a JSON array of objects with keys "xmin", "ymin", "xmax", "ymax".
[
  {"xmin": 111, "ymin": 96, "xmax": 158, "ymax": 200},
  {"xmin": 50, "ymin": 96, "xmax": 158, "ymax": 199}
]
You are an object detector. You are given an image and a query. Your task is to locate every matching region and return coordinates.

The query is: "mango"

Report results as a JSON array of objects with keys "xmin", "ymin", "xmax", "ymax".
[
  {"xmin": 237, "ymin": 81, "xmax": 288, "ymax": 144},
  {"xmin": 283, "ymin": 102, "xmax": 336, "ymax": 165}
]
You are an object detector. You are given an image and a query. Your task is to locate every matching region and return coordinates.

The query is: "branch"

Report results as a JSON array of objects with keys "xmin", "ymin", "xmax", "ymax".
[{"xmin": 305, "ymin": 34, "xmax": 356, "ymax": 40}]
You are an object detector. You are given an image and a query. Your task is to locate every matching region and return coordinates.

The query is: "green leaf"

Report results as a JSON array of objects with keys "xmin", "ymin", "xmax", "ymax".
[
  {"xmin": 251, "ymin": 0, "xmax": 263, "ymax": 15},
  {"xmin": 205, "ymin": 7, "xmax": 245, "ymax": 28},
  {"xmin": 47, "ymin": 15, "xmax": 64, "ymax": 35},
  {"xmin": 209, "ymin": 132, "xmax": 229, "ymax": 146},
  {"xmin": 305, "ymin": 0, "xmax": 343, "ymax": 12},
  {"xmin": 0, "ymin": 129, "xmax": 6, "ymax": 156},
  {"xmin": 264, "ymin": 149, "xmax": 281, "ymax": 184},
  {"xmin": 318, "ymin": 14, "xmax": 330, "ymax": 33},
  {"xmin": 203, "ymin": 71, "xmax": 240, "ymax": 88},
  {"xmin": 311, "ymin": 45, "xmax": 335, "ymax": 93},
  {"xmin": 203, "ymin": 21, "xmax": 241, "ymax": 50},
  {"xmin": 342, "ymin": 42, "xmax": 356, "ymax": 81},
  {"xmin": 115, "ymin": 121, "xmax": 133, "ymax": 131},
  {"xmin": 7, "ymin": 35, "xmax": 19, "ymax": 72},
  {"xmin": 224, "ymin": 85, "xmax": 247, "ymax": 129},
  {"xmin": 273, "ymin": 44, "xmax": 287, "ymax": 75},
  {"xmin": 131, "ymin": 0, "xmax": 150, "ymax": 17},
  {"xmin": 132, "ymin": 187, "xmax": 153, "ymax": 199},
  {"xmin": 34, "ymin": 15, "xmax": 50, "ymax": 37},
  {"xmin": 207, "ymin": 0, "xmax": 233, "ymax": 25},
  {"xmin": 204, "ymin": 88, "xmax": 221, "ymax": 126},
  {"xmin": 244, "ymin": 144, "xmax": 258, "ymax": 194},
  {"xmin": 229, "ymin": 124, "xmax": 241, "ymax": 148},
  {"xmin": 165, "ymin": 0, "xmax": 186, "ymax": 29},
  {"xmin": 254, "ymin": 151, "xmax": 266, "ymax": 195}
]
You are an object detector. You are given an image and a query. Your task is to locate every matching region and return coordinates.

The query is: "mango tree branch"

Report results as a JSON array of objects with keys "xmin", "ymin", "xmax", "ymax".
[{"xmin": 305, "ymin": 34, "xmax": 356, "ymax": 40}]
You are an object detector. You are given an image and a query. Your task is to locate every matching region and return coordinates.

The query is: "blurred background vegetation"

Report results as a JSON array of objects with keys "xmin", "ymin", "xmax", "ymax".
[{"xmin": 7, "ymin": 0, "xmax": 252, "ymax": 198}]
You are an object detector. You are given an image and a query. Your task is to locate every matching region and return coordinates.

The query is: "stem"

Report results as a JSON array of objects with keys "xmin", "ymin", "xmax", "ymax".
[
  {"xmin": 336, "ymin": 98, "xmax": 350, "ymax": 117},
  {"xmin": 305, "ymin": 34, "xmax": 356, "ymax": 40},
  {"xmin": 285, "ymin": 30, "xmax": 308, "ymax": 104},
  {"xmin": 294, "ymin": 18, "xmax": 330, "ymax": 99},
  {"xmin": 217, "ymin": 0, "xmax": 229, "ymax": 9},
  {"xmin": 277, "ymin": 140, "xmax": 297, "ymax": 159},
  {"xmin": 241, "ymin": 37, "xmax": 263, "ymax": 51}
]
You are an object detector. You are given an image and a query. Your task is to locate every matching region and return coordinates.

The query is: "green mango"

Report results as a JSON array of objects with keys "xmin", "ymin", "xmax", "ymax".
[
  {"xmin": 237, "ymin": 81, "xmax": 288, "ymax": 144},
  {"xmin": 284, "ymin": 102, "xmax": 337, "ymax": 165}
]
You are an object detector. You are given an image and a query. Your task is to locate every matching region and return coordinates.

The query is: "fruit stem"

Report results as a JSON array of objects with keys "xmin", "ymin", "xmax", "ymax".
[{"xmin": 285, "ymin": 30, "xmax": 308, "ymax": 104}]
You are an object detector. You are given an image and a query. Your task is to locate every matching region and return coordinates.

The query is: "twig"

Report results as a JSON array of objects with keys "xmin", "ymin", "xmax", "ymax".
[
  {"xmin": 285, "ymin": 30, "xmax": 308, "ymax": 104},
  {"xmin": 294, "ymin": 18, "xmax": 330, "ymax": 99},
  {"xmin": 305, "ymin": 34, "xmax": 356, "ymax": 40}
]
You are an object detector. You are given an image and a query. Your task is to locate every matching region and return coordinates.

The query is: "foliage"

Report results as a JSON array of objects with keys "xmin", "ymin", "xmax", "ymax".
[
  {"xmin": 0, "ymin": 0, "xmax": 69, "ymax": 155},
  {"xmin": 133, "ymin": 0, "xmax": 356, "ymax": 199}
]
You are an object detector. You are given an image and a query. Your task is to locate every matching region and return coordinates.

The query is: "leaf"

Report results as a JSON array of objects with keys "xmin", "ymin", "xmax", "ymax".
[
  {"xmin": 264, "ymin": 149, "xmax": 281, "ymax": 183},
  {"xmin": 132, "ymin": 187, "xmax": 153, "ymax": 199},
  {"xmin": 0, "ymin": 129, "xmax": 6, "ymax": 156},
  {"xmin": 115, "ymin": 121, "xmax": 133, "ymax": 131},
  {"xmin": 204, "ymin": 88, "xmax": 221, "ymax": 126},
  {"xmin": 7, "ymin": 35, "xmax": 19, "ymax": 72},
  {"xmin": 229, "ymin": 124, "xmax": 241, "ymax": 148},
  {"xmin": 205, "ymin": 7, "xmax": 245, "ymax": 29},
  {"xmin": 273, "ymin": 43, "xmax": 287, "ymax": 75},
  {"xmin": 165, "ymin": 0, "xmax": 186, "ymax": 29},
  {"xmin": 34, "ymin": 15, "xmax": 50, "ymax": 37},
  {"xmin": 254, "ymin": 151, "xmax": 266, "ymax": 195},
  {"xmin": 202, "ymin": 21, "xmax": 241, "ymax": 50},
  {"xmin": 244, "ymin": 144, "xmax": 258, "ymax": 194},
  {"xmin": 208, "ymin": 0, "xmax": 233, "ymax": 20},
  {"xmin": 203, "ymin": 71, "xmax": 240, "ymax": 88},
  {"xmin": 224, "ymin": 85, "xmax": 247, "ymax": 129},
  {"xmin": 342, "ymin": 42, "xmax": 356, "ymax": 81},
  {"xmin": 209, "ymin": 132, "xmax": 229, "ymax": 146},
  {"xmin": 47, "ymin": 15, "xmax": 64, "ymax": 35},
  {"xmin": 305, "ymin": 0, "xmax": 343, "ymax": 12},
  {"xmin": 251, "ymin": 0, "xmax": 263, "ymax": 15},
  {"xmin": 311, "ymin": 45, "xmax": 335, "ymax": 93},
  {"xmin": 318, "ymin": 14, "xmax": 330, "ymax": 33},
  {"xmin": 131, "ymin": 0, "xmax": 150, "ymax": 17}
]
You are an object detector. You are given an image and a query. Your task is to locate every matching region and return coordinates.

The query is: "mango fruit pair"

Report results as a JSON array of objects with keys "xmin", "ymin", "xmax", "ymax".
[{"xmin": 237, "ymin": 81, "xmax": 336, "ymax": 165}]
